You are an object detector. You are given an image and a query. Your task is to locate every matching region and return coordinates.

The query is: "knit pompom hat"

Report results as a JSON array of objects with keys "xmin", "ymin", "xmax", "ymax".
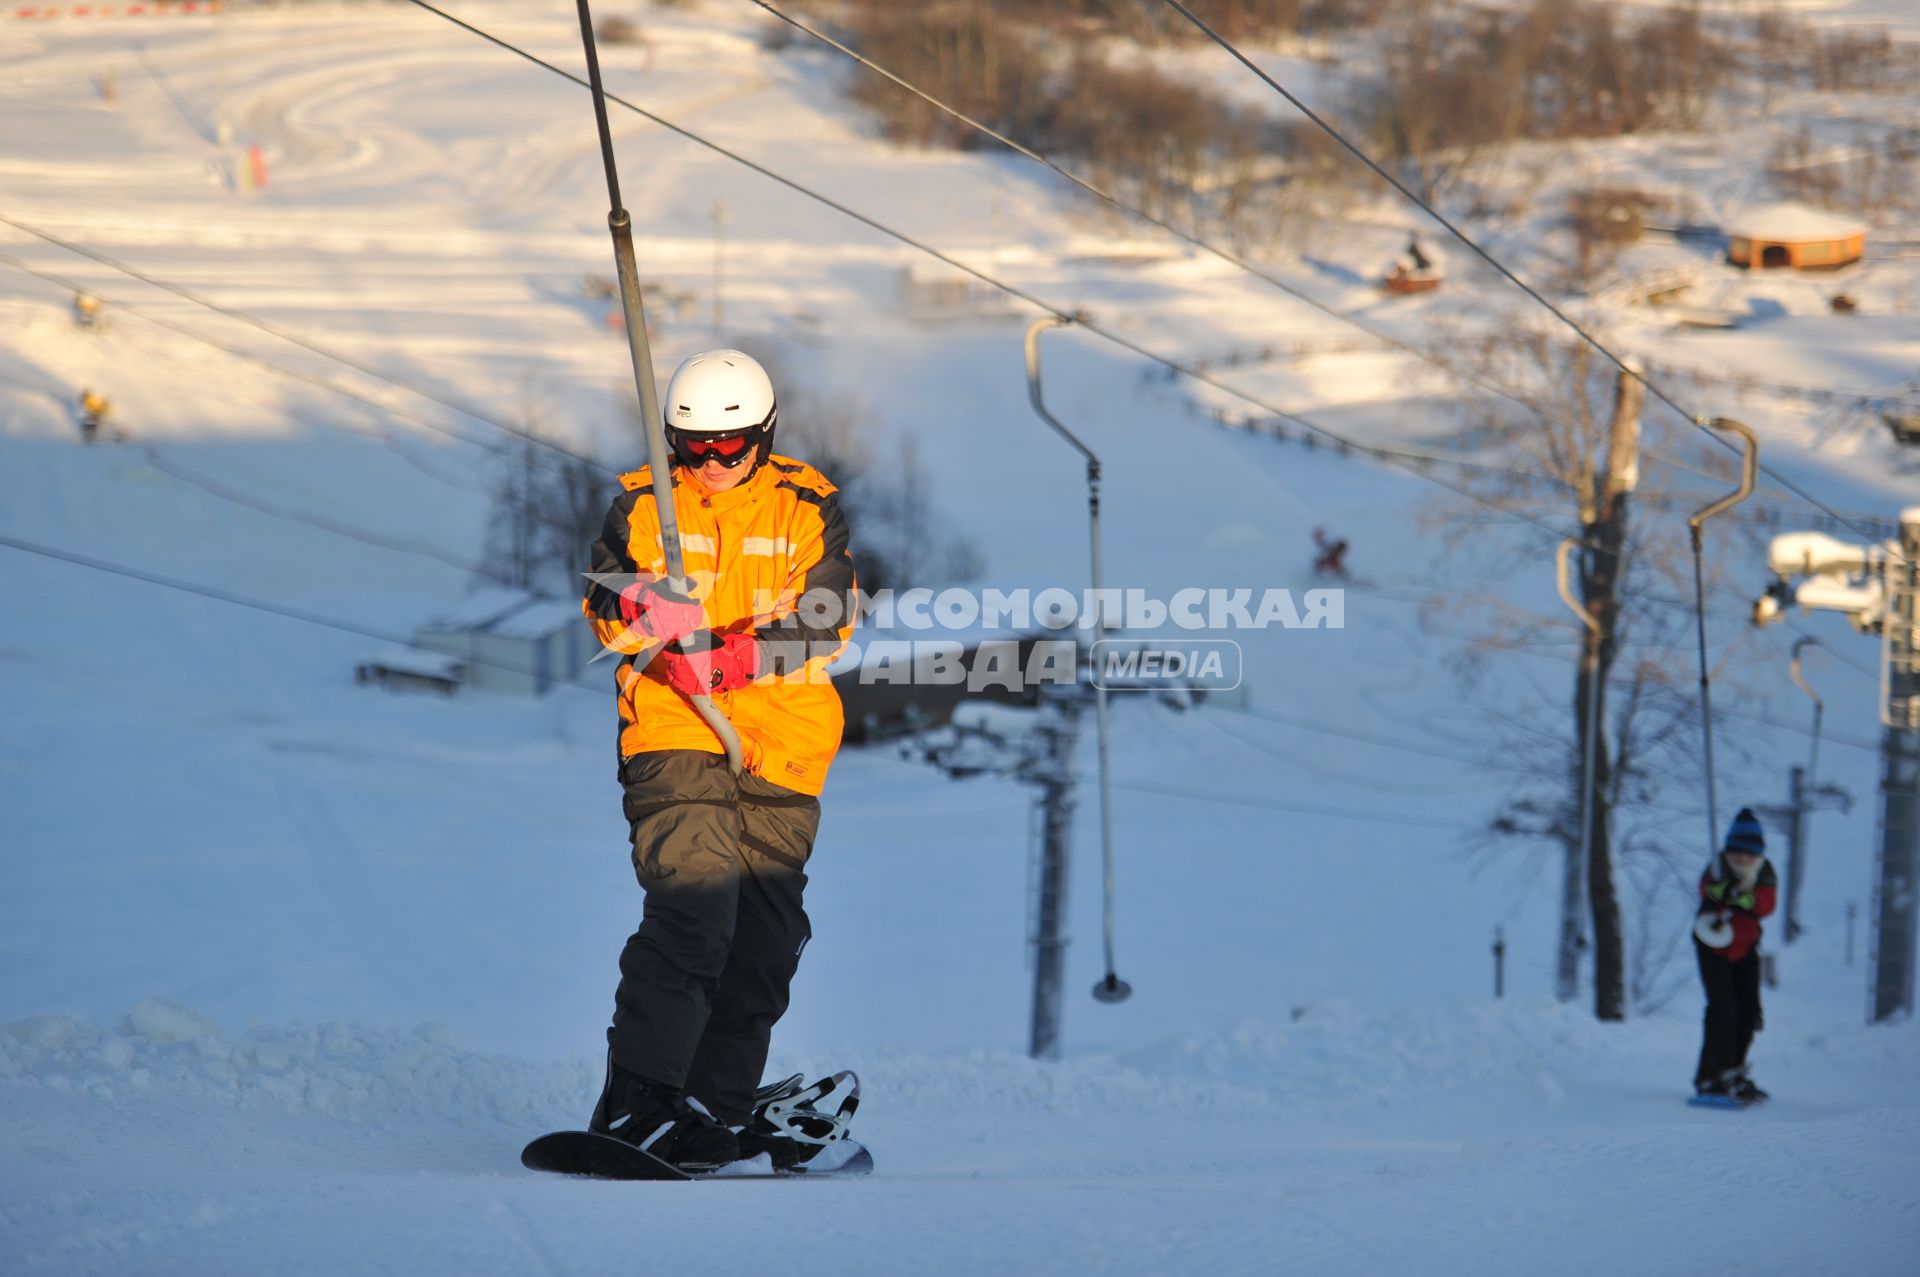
[{"xmin": 1723, "ymin": 807, "xmax": 1766, "ymax": 856}]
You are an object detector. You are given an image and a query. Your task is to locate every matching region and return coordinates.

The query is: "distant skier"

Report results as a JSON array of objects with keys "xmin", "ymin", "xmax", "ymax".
[
  {"xmin": 1312, "ymin": 525, "xmax": 1349, "ymax": 579},
  {"xmin": 77, "ymin": 389, "xmax": 110, "ymax": 443},
  {"xmin": 1691, "ymin": 808, "xmax": 1777, "ymax": 1104},
  {"xmin": 578, "ymin": 348, "xmax": 858, "ymax": 1172},
  {"xmin": 1404, "ymin": 234, "xmax": 1432, "ymax": 275},
  {"xmin": 72, "ymin": 292, "xmax": 101, "ymax": 329}
]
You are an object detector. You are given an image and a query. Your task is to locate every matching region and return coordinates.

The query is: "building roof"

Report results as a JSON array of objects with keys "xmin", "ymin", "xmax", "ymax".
[
  {"xmin": 419, "ymin": 587, "xmax": 580, "ymax": 640},
  {"xmin": 489, "ymin": 598, "xmax": 587, "ymax": 640},
  {"xmin": 1726, "ymin": 202, "xmax": 1867, "ymax": 243}
]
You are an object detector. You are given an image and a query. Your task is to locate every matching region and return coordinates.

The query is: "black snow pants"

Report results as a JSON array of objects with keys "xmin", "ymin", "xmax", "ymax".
[
  {"xmin": 608, "ymin": 749, "xmax": 818, "ymax": 1126},
  {"xmin": 1694, "ymin": 939, "xmax": 1763, "ymax": 1086}
]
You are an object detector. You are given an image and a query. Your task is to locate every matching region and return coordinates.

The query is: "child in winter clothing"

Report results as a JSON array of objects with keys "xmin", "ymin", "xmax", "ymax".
[{"xmin": 1693, "ymin": 807, "xmax": 1778, "ymax": 1101}]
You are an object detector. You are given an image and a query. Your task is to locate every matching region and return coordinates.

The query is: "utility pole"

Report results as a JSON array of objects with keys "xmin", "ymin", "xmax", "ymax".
[
  {"xmin": 899, "ymin": 678, "xmax": 1086, "ymax": 1060},
  {"xmin": 1786, "ymin": 766, "xmax": 1810, "ymax": 944},
  {"xmin": 1756, "ymin": 764, "xmax": 1850, "ymax": 952},
  {"xmin": 1874, "ymin": 510, "xmax": 1919, "ymax": 1021},
  {"xmin": 1028, "ymin": 689, "xmax": 1079, "ymax": 1061},
  {"xmin": 710, "ymin": 196, "xmax": 729, "ymax": 338},
  {"xmin": 1787, "ymin": 641, "xmax": 1821, "ymax": 943},
  {"xmin": 215, "ymin": 0, "xmax": 231, "ymax": 147},
  {"xmin": 1752, "ymin": 641, "xmax": 1852, "ymax": 946},
  {"xmin": 1751, "ymin": 505, "xmax": 1920, "ymax": 1022}
]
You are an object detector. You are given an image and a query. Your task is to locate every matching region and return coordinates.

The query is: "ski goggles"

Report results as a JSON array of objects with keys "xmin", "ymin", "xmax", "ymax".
[{"xmin": 668, "ymin": 423, "xmax": 768, "ymax": 469}]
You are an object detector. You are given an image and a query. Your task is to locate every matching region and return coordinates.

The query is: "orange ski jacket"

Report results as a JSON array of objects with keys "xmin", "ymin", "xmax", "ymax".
[{"xmin": 582, "ymin": 456, "xmax": 857, "ymax": 796}]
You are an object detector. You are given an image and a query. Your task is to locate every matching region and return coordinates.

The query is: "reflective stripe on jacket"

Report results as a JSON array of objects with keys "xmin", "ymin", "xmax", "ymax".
[{"xmin": 582, "ymin": 455, "xmax": 856, "ymax": 796}]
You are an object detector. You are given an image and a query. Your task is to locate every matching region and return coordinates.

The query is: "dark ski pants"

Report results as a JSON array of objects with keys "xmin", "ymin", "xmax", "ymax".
[
  {"xmin": 608, "ymin": 750, "xmax": 818, "ymax": 1126},
  {"xmin": 1694, "ymin": 940, "xmax": 1762, "ymax": 1085}
]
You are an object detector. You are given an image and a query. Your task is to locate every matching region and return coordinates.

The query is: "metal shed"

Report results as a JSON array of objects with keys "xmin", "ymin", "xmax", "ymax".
[{"xmin": 414, "ymin": 588, "xmax": 598, "ymax": 697}]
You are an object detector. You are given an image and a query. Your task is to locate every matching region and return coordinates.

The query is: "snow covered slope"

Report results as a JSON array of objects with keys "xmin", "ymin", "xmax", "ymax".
[{"xmin": 2, "ymin": 3, "xmax": 1916, "ymax": 1273}]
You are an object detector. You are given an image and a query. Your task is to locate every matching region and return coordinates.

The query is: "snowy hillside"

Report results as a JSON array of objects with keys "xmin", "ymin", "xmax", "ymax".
[{"xmin": 3, "ymin": 2, "xmax": 1917, "ymax": 1273}]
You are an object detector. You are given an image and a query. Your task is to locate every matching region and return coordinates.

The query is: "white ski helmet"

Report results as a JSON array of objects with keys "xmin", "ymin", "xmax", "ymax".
[{"xmin": 663, "ymin": 348, "xmax": 777, "ymax": 436}]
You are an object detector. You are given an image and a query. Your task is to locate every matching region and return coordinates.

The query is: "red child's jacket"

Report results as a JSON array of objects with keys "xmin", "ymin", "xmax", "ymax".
[{"xmin": 1698, "ymin": 853, "xmax": 1778, "ymax": 963}]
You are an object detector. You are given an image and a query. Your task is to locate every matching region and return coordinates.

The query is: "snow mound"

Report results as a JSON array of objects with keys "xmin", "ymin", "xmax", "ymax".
[
  {"xmin": 0, "ymin": 1003, "xmax": 597, "ymax": 1130},
  {"xmin": 0, "ymin": 998, "xmax": 1779, "ymax": 1129}
]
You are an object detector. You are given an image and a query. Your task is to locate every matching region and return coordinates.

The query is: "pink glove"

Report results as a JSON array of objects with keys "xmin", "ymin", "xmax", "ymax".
[
  {"xmin": 657, "ymin": 632, "xmax": 761, "ymax": 697},
  {"xmin": 619, "ymin": 579, "xmax": 705, "ymax": 643}
]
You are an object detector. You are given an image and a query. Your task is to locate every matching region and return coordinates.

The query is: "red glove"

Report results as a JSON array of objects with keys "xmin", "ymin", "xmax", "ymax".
[
  {"xmin": 657, "ymin": 632, "xmax": 761, "ymax": 697},
  {"xmin": 619, "ymin": 579, "xmax": 705, "ymax": 643}
]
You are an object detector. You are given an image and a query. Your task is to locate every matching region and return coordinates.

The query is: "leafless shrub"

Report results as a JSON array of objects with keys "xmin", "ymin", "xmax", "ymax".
[
  {"xmin": 1368, "ymin": 2, "xmax": 1729, "ymax": 201},
  {"xmin": 1754, "ymin": 15, "xmax": 1917, "ymax": 92},
  {"xmin": 1160, "ymin": 0, "xmax": 1392, "ymax": 42},
  {"xmin": 1047, "ymin": 55, "xmax": 1272, "ymax": 219},
  {"xmin": 893, "ymin": 0, "xmax": 1390, "ymax": 47},
  {"xmin": 484, "ymin": 439, "xmax": 614, "ymax": 601},
  {"xmin": 1568, "ymin": 188, "xmax": 1659, "ymax": 285},
  {"xmin": 840, "ymin": 2, "xmax": 1056, "ymax": 151},
  {"xmin": 750, "ymin": 352, "xmax": 984, "ymax": 596},
  {"xmin": 1768, "ymin": 125, "xmax": 1920, "ymax": 218},
  {"xmin": 594, "ymin": 15, "xmax": 642, "ymax": 46},
  {"xmin": 756, "ymin": 16, "xmax": 795, "ymax": 52},
  {"xmin": 840, "ymin": 1, "xmax": 1276, "ymax": 224}
]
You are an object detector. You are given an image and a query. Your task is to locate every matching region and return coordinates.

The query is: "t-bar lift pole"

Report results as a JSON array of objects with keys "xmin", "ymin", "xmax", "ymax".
[
  {"xmin": 573, "ymin": 0, "xmax": 740, "ymax": 770},
  {"xmin": 1025, "ymin": 316, "xmax": 1130, "ymax": 1006}
]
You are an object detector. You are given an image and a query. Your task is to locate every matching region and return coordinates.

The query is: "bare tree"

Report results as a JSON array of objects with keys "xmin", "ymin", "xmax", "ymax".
[
  {"xmin": 1428, "ymin": 333, "xmax": 1764, "ymax": 1018},
  {"xmin": 481, "ymin": 383, "xmax": 618, "ymax": 599}
]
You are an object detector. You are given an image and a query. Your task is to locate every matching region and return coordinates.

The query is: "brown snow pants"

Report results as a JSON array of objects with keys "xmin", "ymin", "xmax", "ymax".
[{"xmin": 608, "ymin": 749, "xmax": 818, "ymax": 1125}]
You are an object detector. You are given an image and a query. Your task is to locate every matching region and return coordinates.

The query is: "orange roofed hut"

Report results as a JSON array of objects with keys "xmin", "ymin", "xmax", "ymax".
[{"xmin": 1726, "ymin": 202, "xmax": 1866, "ymax": 271}]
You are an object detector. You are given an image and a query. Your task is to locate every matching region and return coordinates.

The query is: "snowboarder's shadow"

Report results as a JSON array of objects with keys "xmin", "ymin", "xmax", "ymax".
[
  {"xmin": 1300, "ymin": 256, "xmax": 1369, "ymax": 288},
  {"xmin": 137, "ymin": 43, "xmax": 218, "ymax": 146}
]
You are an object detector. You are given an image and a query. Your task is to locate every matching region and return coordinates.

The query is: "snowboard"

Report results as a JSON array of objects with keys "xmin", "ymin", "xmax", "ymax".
[
  {"xmin": 1687, "ymin": 1093, "xmax": 1761, "ymax": 1110},
  {"xmin": 521, "ymin": 1129, "xmax": 874, "ymax": 1180}
]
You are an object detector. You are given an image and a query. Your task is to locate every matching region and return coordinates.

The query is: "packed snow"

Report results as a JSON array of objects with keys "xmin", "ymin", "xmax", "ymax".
[{"xmin": 2, "ymin": 2, "xmax": 1917, "ymax": 1274}]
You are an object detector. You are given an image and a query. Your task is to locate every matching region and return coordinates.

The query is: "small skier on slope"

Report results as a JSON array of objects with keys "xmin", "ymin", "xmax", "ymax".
[
  {"xmin": 579, "ymin": 348, "xmax": 858, "ymax": 1171},
  {"xmin": 1312, "ymin": 525, "xmax": 1350, "ymax": 579},
  {"xmin": 1692, "ymin": 807, "xmax": 1777, "ymax": 1104},
  {"xmin": 77, "ymin": 389, "xmax": 110, "ymax": 443}
]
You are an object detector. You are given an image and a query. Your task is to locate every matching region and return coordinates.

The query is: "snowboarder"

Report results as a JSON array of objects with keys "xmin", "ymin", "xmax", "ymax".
[
  {"xmin": 1312, "ymin": 525, "xmax": 1349, "ymax": 579},
  {"xmin": 1692, "ymin": 808, "xmax": 1777, "ymax": 1104},
  {"xmin": 72, "ymin": 292, "xmax": 101, "ymax": 329},
  {"xmin": 578, "ymin": 348, "xmax": 857, "ymax": 1172},
  {"xmin": 77, "ymin": 389, "xmax": 110, "ymax": 443}
]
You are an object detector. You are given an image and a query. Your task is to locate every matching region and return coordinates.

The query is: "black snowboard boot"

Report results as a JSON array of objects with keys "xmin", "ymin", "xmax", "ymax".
[
  {"xmin": 590, "ymin": 1054, "xmax": 739, "ymax": 1172},
  {"xmin": 734, "ymin": 1121, "xmax": 818, "ymax": 1171},
  {"xmin": 1729, "ymin": 1071, "xmax": 1769, "ymax": 1104}
]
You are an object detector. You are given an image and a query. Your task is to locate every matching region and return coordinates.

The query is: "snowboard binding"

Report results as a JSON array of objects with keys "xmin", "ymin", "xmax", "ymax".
[{"xmin": 752, "ymin": 1070, "xmax": 860, "ymax": 1148}]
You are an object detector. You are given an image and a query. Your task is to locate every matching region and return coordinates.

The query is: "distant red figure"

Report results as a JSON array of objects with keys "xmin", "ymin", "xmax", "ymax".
[{"xmin": 1312, "ymin": 526, "xmax": 1349, "ymax": 578}]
